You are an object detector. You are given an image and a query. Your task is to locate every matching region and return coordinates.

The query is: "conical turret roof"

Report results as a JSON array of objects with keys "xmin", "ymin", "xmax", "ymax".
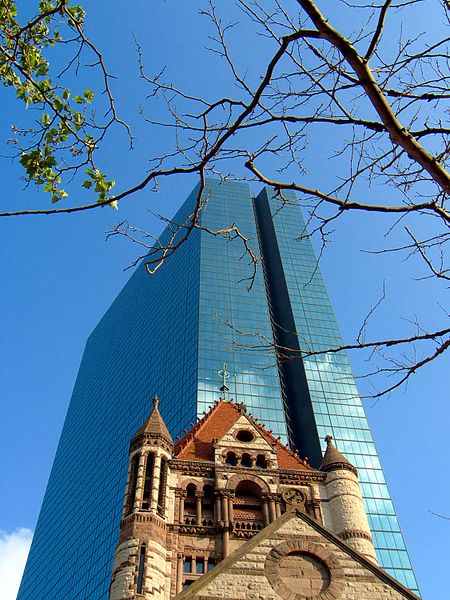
[
  {"xmin": 132, "ymin": 395, "xmax": 173, "ymax": 446},
  {"xmin": 320, "ymin": 435, "xmax": 357, "ymax": 475}
]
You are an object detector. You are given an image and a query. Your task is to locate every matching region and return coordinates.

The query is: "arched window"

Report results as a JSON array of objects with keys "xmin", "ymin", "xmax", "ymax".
[
  {"xmin": 157, "ymin": 457, "xmax": 168, "ymax": 516},
  {"xmin": 241, "ymin": 453, "xmax": 252, "ymax": 468},
  {"xmin": 142, "ymin": 453, "xmax": 155, "ymax": 510},
  {"xmin": 126, "ymin": 455, "xmax": 139, "ymax": 515},
  {"xmin": 184, "ymin": 484, "xmax": 196, "ymax": 524},
  {"xmin": 137, "ymin": 543, "xmax": 146, "ymax": 594},
  {"xmin": 225, "ymin": 451, "xmax": 237, "ymax": 466},
  {"xmin": 255, "ymin": 454, "xmax": 267, "ymax": 469},
  {"xmin": 233, "ymin": 480, "xmax": 263, "ymax": 529},
  {"xmin": 202, "ymin": 485, "xmax": 214, "ymax": 526}
]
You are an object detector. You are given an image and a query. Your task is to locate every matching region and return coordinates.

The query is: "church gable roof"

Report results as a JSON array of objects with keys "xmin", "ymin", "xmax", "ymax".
[
  {"xmin": 175, "ymin": 509, "xmax": 419, "ymax": 600},
  {"xmin": 173, "ymin": 399, "xmax": 313, "ymax": 471}
]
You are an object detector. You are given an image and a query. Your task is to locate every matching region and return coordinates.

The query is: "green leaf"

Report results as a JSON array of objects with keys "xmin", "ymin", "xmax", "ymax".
[{"xmin": 83, "ymin": 89, "xmax": 94, "ymax": 102}]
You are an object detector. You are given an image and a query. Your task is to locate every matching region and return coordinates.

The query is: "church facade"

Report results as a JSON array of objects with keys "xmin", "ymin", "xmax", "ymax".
[{"xmin": 108, "ymin": 397, "xmax": 417, "ymax": 600}]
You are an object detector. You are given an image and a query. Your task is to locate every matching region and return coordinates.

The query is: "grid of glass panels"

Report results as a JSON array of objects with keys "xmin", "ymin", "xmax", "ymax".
[
  {"xmin": 267, "ymin": 188, "xmax": 418, "ymax": 593},
  {"xmin": 197, "ymin": 180, "xmax": 288, "ymax": 439},
  {"xmin": 18, "ymin": 187, "xmax": 202, "ymax": 600},
  {"xmin": 19, "ymin": 179, "xmax": 418, "ymax": 598}
]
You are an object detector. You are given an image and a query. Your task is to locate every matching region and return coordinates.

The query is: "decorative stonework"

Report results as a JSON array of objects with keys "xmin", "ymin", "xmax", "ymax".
[
  {"xmin": 282, "ymin": 488, "xmax": 306, "ymax": 508},
  {"xmin": 338, "ymin": 528, "xmax": 373, "ymax": 543},
  {"xmin": 278, "ymin": 553, "xmax": 330, "ymax": 595},
  {"xmin": 226, "ymin": 472, "xmax": 271, "ymax": 492},
  {"xmin": 265, "ymin": 539, "xmax": 345, "ymax": 600}
]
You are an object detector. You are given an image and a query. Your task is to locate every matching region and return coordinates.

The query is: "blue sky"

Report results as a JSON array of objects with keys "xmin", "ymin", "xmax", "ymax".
[{"xmin": 0, "ymin": 2, "xmax": 448, "ymax": 598}]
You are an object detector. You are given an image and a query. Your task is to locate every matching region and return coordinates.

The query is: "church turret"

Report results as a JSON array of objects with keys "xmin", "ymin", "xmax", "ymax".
[
  {"xmin": 109, "ymin": 396, "xmax": 173, "ymax": 600},
  {"xmin": 125, "ymin": 395, "xmax": 173, "ymax": 516},
  {"xmin": 321, "ymin": 435, "xmax": 377, "ymax": 563}
]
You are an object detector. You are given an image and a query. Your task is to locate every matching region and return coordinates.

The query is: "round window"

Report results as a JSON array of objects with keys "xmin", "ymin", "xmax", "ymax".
[{"xmin": 236, "ymin": 429, "xmax": 254, "ymax": 442}]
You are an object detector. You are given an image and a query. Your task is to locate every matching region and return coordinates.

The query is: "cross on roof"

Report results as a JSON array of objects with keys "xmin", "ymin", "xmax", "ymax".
[{"xmin": 217, "ymin": 362, "xmax": 230, "ymax": 400}]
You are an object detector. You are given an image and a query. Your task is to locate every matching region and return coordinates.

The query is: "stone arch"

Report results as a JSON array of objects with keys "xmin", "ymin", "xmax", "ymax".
[
  {"xmin": 125, "ymin": 453, "xmax": 139, "ymax": 515},
  {"xmin": 224, "ymin": 450, "xmax": 238, "ymax": 466},
  {"xmin": 255, "ymin": 453, "xmax": 268, "ymax": 469},
  {"xmin": 265, "ymin": 539, "xmax": 345, "ymax": 600},
  {"xmin": 181, "ymin": 480, "xmax": 201, "ymax": 525},
  {"xmin": 226, "ymin": 472, "xmax": 270, "ymax": 494},
  {"xmin": 142, "ymin": 452, "xmax": 155, "ymax": 508},
  {"xmin": 180, "ymin": 478, "xmax": 201, "ymax": 491},
  {"xmin": 202, "ymin": 484, "xmax": 215, "ymax": 526}
]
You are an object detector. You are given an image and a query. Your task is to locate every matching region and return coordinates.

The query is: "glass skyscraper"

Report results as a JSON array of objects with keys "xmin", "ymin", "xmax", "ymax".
[{"xmin": 18, "ymin": 179, "xmax": 418, "ymax": 598}]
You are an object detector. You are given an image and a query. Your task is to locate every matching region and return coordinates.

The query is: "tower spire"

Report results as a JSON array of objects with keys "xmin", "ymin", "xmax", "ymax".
[
  {"xmin": 320, "ymin": 434, "xmax": 356, "ymax": 475},
  {"xmin": 131, "ymin": 394, "xmax": 173, "ymax": 447}
]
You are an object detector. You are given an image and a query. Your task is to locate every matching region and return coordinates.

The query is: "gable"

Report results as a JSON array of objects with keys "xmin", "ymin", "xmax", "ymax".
[
  {"xmin": 215, "ymin": 414, "xmax": 276, "ymax": 457},
  {"xmin": 175, "ymin": 510, "xmax": 418, "ymax": 600},
  {"xmin": 174, "ymin": 402, "xmax": 239, "ymax": 461},
  {"xmin": 174, "ymin": 400, "xmax": 314, "ymax": 472}
]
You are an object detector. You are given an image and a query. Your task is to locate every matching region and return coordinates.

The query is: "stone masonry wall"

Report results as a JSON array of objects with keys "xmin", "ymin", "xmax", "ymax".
[
  {"xmin": 324, "ymin": 469, "xmax": 377, "ymax": 562},
  {"xmin": 177, "ymin": 513, "xmax": 409, "ymax": 600}
]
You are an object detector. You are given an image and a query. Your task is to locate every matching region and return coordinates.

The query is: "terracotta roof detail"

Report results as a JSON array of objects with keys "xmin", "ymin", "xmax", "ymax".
[
  {"xmin": 174, "ymin": 400, "xmax": 314, "ymax": 471},
  {"xmin": 133, "ymin": 395, "xmax": 173, "ymax": 445},
  {"xmin": 320, "ymin": 435, "xmax": 356, "ymax": 475}
]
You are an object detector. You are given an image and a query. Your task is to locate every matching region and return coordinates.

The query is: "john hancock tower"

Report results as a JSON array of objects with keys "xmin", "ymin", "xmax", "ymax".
[{"xmin": 18, "ymin": 179, "xmax": 418, "ymax": 598}]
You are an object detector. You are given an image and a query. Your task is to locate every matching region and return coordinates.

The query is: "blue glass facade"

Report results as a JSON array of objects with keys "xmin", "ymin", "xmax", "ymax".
[
  {"xmin": 197, "ymin": 180, "xmax": 288, "ymax": 439},
  {"xmin": 18, "ymin": 179, "xmax": 418, "ymax": 598},
  {"xmin": 255, "ymin": 187, "xmax": 418, "ymax": 591}
]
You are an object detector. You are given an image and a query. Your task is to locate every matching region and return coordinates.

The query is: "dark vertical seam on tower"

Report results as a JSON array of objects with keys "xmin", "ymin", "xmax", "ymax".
[
  {"xmin": 253, "ymin": 188, "xmax": 323, "ymax": 467},
  {"xmin": 193, "ymin": 182, "xmax": 203, "ymax": 428}
]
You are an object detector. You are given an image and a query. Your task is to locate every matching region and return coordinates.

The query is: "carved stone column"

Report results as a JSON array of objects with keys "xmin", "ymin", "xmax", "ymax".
[
  {"xmin": 150, "ymin": 454, "xmax": 162, "ymax": 512},
  {"xmin": 268, "ymin": 495, "xmax": 276, "ymax": 522},
  {"xmin": 309, "ymin": 486, "xmax": 322, "ymax": 521},
  {"xmin": 195, "ymin": 492, "xmax": 203, "ymax": 526},
  {"xmin": 223, "ymin": 529, "xmax": 230, "ymax": 558},
  {"xmin": 275, "ymin": 498, "xmax": 282, "ymax": 519},
  {"xmin": 175, "ymin": 489, "xmax": 187, "ymax": 524},
  {"xmin": 133, "ymin": 453, "xmax": 146, "ymax": 511},
  {"xmin": 221, "ymin": 493, "xmax": 229, "ymax": 524},
  {"xmin": 214, "ymin": 492, "xmax": 222, "ymax": 523},
  {"xmin": 228, "ymin": 493, "xmax": 235, "ymax": 524},
  {"xmin": 261, "ymin": 495, "xmax": 270, "ymax": 526},
  {"xmin": 176, "ymin": 553, "xmax": 183, "ymax": 594},
  {"xmin": 221, "ymin": 491, "xmax": 234, "ymax": 559}
]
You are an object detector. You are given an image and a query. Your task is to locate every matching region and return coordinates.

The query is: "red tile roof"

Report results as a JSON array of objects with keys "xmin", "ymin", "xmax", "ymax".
[{"xmin": 174, "ymin": 400, "xmax": 314, "ymax": 472}]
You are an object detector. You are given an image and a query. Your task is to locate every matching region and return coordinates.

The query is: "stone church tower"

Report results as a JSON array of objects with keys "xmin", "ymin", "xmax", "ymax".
[{"xmin": 109, "ymin": 397, "xmax": 418, "ymax": 600}]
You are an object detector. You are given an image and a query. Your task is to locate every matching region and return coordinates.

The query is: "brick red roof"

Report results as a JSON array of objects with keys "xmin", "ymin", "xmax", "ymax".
[{"xmin": 174, "ymin": 400, "xmax": 314, "ymax": 471}]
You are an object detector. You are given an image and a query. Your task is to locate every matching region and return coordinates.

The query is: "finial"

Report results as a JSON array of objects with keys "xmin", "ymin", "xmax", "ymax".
[
  {"xmin": 325, "ymin": 434, "xmax": 333, "ymax": 445},
  {"xmin": 153, "ymin": 395, "xmax": 159, "ymax": 409}
]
